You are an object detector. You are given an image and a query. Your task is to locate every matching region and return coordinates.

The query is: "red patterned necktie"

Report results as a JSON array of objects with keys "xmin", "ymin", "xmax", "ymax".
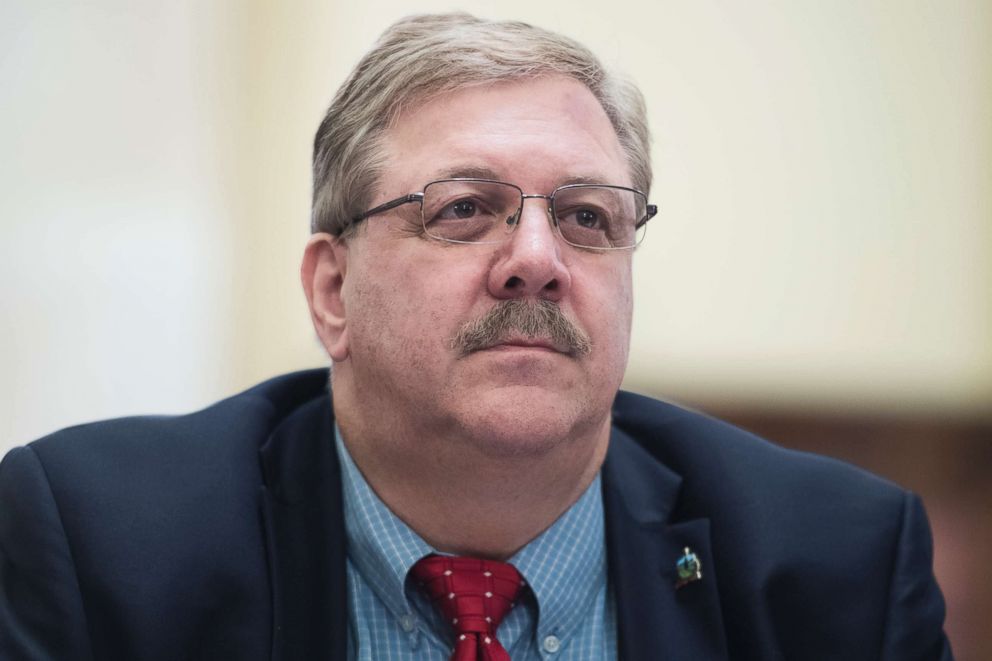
[{"xmin": 411, "ymin": 555, "xmax": 526, "ymax": 661}]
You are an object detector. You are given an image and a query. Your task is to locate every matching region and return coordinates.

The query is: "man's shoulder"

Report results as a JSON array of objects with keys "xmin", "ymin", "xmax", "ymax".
[
  {"xmin": 611, "ymin": 389, "xmax": 908, "ymax": 515},
  {"xmin": 608, "ymin": 393, "xmax": 950, "ymax": 660},
  {"xmin": 25, "ymin": 369, "xmax": 328, "ymax": 458},
  {"xmin": 4, "ymin": 369, "xmax": 331, "ymax": 504},
  {"xmin": 0, "ymin": 371, "xmax": 330, "ymax": 661}
]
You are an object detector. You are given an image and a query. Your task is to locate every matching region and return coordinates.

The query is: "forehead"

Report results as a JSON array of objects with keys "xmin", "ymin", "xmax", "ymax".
[{"xmin": 380, "ymin": 76, "xmax": 631, "ymax": 192}]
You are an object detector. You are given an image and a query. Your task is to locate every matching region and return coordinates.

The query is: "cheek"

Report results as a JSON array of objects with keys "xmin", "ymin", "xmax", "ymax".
[
  {"xmin": 349, "ymin": 277, "xmax": 433, "ymax": 366},
  {"xmin": 345, "ymin": 257, "xmax": 477, "ymax": 371},
  {"xmin": 578, "ymin": 257, "xmax": 632, "ymax": 322},
  {"xmin": 582, "ymin": 263, "xmax": 633, "ymax": 367}
]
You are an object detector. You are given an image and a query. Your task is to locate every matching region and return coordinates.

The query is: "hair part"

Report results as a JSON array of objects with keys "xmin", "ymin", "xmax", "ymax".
[{"xmin": 311, "ymin": 12, "xmax": 652, "ymax": 237}]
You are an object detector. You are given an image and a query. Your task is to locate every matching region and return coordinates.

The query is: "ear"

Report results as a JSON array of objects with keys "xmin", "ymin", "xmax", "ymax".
[{"xmin": 301, "ymin": 233, "xmax": 350, "ymax": 361}]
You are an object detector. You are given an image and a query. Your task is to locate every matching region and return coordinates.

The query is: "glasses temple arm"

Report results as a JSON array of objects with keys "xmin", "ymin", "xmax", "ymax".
[
  {"xmin": 352, "ymin": 193, "xmax": 424, "ymax": 222},
  {"xmin": 635, "ymin": 204, "xmax": 658, "ymax": 229}
]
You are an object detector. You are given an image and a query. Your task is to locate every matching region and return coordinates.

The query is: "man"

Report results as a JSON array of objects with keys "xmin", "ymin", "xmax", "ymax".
[{"xmin": 0, "ymin": 13, "xmax": 951, "ymax": 661}]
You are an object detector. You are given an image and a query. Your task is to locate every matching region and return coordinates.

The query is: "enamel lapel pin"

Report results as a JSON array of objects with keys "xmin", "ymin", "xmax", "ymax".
[{"xmin": 675, "ymin": 546, "xmax": 703, "ymax": 589}]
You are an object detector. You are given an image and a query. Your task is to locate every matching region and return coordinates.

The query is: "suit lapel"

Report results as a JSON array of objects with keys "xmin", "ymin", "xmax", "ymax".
[
  {"xmin": 259, "ymin": 396, "xmax": 348, "ymax": 661},
  {"xmin": 603, "ymin": 427, "xmax": 728, "ymax": 661}
]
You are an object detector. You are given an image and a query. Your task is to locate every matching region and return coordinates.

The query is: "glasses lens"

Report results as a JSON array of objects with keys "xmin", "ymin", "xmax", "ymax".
[
  {"xmin": 552, "ymin": 186, "xmax": 647, "ymax": 249},
  {"xmin": 421, "ymin": 180, "xmax": 520, "ymax": 244}
]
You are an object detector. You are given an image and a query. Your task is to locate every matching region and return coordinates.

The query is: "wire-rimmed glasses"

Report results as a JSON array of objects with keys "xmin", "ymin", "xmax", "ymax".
[{"xmin": 352, "ymin": 178, "xmax": 657, "ymax": 250}]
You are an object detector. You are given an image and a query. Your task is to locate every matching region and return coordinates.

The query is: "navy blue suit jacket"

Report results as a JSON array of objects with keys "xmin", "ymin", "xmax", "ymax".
[{"xmin": 0, "ymin": 370, "xmax": 951, "ymax": 660}]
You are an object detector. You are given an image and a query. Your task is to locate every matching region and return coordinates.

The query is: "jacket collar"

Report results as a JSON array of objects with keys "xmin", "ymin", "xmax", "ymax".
[
  {"xmin": 603, "ymin": 425, "xmax": 728, "ymax": 661},
  {"xmin": 259, "ymin": 395, "xmax": 348, "ymax": 661}
]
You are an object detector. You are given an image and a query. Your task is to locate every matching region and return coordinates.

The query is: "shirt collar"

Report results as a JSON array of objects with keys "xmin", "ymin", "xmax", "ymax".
[
  {"xmin": 336, "ymin": 426, "xmax": 607, "ymax": 650},
  {"xmin": 509, "ymin": 470, "xmax": 606, "ymax": 645},
  {"xmin": 336, "ymin": 427, "xmax": 432, "ymax": 625}
]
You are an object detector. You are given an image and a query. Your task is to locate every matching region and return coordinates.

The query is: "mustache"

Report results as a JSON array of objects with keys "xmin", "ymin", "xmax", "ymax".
[{"xmin": 451, "ymin": 299, "xmax": 592, "ymax": 357}]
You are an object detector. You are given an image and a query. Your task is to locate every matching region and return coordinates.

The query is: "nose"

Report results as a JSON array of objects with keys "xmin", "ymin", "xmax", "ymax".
[{"xmin": 486, "ymin": 197, "xmax": 571, "ymax": 301}]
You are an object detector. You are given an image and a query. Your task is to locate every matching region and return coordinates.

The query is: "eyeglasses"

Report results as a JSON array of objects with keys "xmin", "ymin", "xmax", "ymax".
[{"xmin": 352, "ymin": 178, "xmax": 657, "ymax": 250}]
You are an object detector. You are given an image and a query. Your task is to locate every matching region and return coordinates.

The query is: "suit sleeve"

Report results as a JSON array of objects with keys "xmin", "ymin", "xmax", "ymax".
[
  {"xmin": 0, "ymin": 445, "xmax": 95, "ymax": 661},
  {"xmin": 879, "ymin": 492, "xmax": 954, "ymax": 661}
]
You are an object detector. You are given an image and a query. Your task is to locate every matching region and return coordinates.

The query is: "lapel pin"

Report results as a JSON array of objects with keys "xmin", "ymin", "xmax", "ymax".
[{"xmin": 675, "ymin": 546, "xmax": 703, "ymax": 589}]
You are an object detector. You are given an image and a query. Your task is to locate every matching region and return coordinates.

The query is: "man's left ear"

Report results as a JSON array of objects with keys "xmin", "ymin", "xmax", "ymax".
[{"xmin": 301, "ymin": 233, "xmax": 350, "ymax": 361}]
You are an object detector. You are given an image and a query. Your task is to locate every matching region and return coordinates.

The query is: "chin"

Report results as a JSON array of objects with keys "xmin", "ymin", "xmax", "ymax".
[{"xmin": 451, "ymin": 389, "xmax": 605, "ymax": 459}]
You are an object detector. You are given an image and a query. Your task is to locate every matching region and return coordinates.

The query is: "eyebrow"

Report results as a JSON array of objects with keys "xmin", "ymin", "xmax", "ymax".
[
  {"xmin": 434, "ymin": 166, "xmax": 503, "ymax": 181},
  {"xmin": 557, "ymin": 174, "xmax": 610, "ymax": 186},
  {"xmin": 430, "ymin": 166, "xmax": 616, "ymax": 188}
]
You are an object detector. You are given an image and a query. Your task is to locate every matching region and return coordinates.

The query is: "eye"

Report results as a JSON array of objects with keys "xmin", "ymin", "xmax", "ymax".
[
  {"xmin": 420, "ymin": 180, "xmax": 518, "ymax": 243},
  {"xmin": 573, "ymin": 208, "xmax": 600, "ymax": 229},
  {"xmin": 558, "ymin": 206, "xmax": 605, "ymax": 230},
  {"xmin": 436, "ymin": 198, "xmax": 480, "ymax": 220}
]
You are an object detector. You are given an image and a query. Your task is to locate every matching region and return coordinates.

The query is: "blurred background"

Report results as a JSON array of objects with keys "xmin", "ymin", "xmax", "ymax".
[{"xmin": 1, "ymin": 0, "xmax": 989, "ymax": 657}]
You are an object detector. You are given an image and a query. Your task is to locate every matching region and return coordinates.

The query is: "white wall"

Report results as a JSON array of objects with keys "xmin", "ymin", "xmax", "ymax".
[
  {"xmin": 2, "ymin": 0, "xmax": 989, "ymax": 452},
  {"xmin": 624, "ymin": 1, "xmax": 992, "ymax": 415},
  {"xmin": 1, "ymin": 2, "xmax": 243, "ymax": 445}
]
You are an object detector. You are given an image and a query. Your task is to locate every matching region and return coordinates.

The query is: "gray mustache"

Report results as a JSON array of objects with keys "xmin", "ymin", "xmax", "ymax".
[{"xmin": 451, "ymin": 299, "xmax": 592, "ymax": 356}]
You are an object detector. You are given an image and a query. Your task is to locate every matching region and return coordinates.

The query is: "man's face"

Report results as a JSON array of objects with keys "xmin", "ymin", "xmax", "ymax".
[{"xmin": 328, "ymin": 76, "xmax": 634, "ymax": 455}]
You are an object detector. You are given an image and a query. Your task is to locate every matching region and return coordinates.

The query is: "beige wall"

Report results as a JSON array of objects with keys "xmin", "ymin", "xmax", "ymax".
[{"xmin": 2, "ymin": 0, "xmax": 990, "ymax": 451}]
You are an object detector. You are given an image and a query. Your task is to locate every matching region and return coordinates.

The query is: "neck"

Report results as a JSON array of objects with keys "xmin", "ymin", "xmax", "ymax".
[{"xmin": 333, "ymin": 378, "xmax": 611, "ymax": 560}]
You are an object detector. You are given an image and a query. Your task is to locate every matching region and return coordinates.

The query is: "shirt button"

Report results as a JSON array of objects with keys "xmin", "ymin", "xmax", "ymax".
[
  {"xmin": 542, "ymin": 635, "xmax": 561, "ymax": 653},
  {"xmin": 399, "ymin": 614, "xmax": 416, "ymax": 632}
]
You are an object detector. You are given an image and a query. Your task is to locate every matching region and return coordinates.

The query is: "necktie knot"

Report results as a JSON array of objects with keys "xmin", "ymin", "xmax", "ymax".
[{"xmin": 412, "ymin": 555, "xmax": 526, "ymax": 660}]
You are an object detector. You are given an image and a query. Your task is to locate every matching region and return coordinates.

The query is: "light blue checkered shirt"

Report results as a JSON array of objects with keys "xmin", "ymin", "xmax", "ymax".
[{"xmin": 335, "ymin": 428, "xmax": 617, "ymax": 660}]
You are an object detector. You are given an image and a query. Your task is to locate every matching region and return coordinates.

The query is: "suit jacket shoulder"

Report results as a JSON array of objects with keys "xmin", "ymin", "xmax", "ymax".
[
  {"xmin": 604, "ymin": 390, "xmax": 952, "ymax": 660},
  {"xmin": 612, "ymin": 389, "xmax": 909, "ymax": 523},
  {"xmin": 0, "ymin": 369, "xmax": 331, "ymax": 661}
]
